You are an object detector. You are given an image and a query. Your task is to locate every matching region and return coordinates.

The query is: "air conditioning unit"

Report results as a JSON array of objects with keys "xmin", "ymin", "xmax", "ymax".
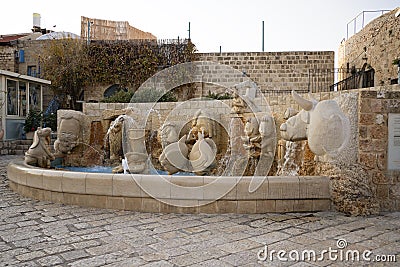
[{"xmin": 15, "ymin": 50, "xmax": 25, "ymax": 63}]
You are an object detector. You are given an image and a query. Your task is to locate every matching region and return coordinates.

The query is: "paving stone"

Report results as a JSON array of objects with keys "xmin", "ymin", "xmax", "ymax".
[
  {"xmin": 220, "ymin": 248, "xmax": 261, "ymax": 266},
  {"xmin": 36, "ymin": 255, "xmax": 64, "ymax": 266},
  {"xmin": 140, "ymin": 260, "xmax": 174, "ymax": 267},
  {"xmin": 102, "ymin": 257, "xmax": 147, "ymax": 266},
  {"xmin": 61, "ymin": 249, "xmax": 90, "ymax": 261},
  {"xmin": 0, "ymin": 155, "xmax": 400, "ymax": 267},
  {"xmin": 86, "ymin": 243, "xmax": 129, "ymax": 256},
  {"xmin": 217, "ymin": 239, "xmax": 262, "ymax": 254},
  {"xmin": 140, "ymin": 251, "xmax": 170, "ymax": 262},
  {"xmin": 71, "ymin": 240, "xmax": 102, "ymax": 250},
  {"xmin": 15, "ymin": 250, "xmax": 46, "ymax": 261},
  {"xmin": 192, "ymin": 258, "xmax": 234, "ymax": 266},
  {"xmin": 249, "ymin": 231, "xmax": 291, "ymax": 244}
]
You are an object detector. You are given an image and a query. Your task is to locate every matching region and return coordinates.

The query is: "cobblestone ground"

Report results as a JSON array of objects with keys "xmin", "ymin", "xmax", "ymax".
[{"xmin": 1, "ymin": 155, "xmax": 399, "ymax": 266}]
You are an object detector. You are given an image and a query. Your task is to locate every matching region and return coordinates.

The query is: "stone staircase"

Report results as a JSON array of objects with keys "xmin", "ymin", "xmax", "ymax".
[
  {"xmin": 0, "ymin": 138, "xmax": 56, "ymax": 156},
  {"xmin": 0, "ymin": 140, "xmax": 32, "ymax": 155}
]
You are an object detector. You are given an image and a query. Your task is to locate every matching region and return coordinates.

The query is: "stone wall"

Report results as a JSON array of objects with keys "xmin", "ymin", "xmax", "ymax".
[
  {"xmin": 357, "ymin": 85, "xmax": 400, "ymax": 211},
  {"xmin": 81, "ymin": 16, "xmax": 156, "ymax": 41},
  {"xmin": 85, "ymin": 51, "xmax": 334, "ymax": 102},
  {"xmin": 16, "ymin": 40, "xmax": 44, "ymax": 76},
  {"xmin": 0, "ymin": 46, "xmax": 15, "ymax": 72},
  {"xmin": 338, "ymin": 8, "xmax": 400, "ymax": 85},
  {"xmin": 0, "ymin": 39, "xmax": 53, "ymax": 111},
  {"xmin": 198, "ymin": 51, "xmax": 335, "ymax": 94}
]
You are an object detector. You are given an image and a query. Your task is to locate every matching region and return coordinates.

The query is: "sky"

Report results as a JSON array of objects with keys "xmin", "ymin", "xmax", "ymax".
[{"xmin": 1, "ymin": 0, "xmax": 399, "ymax": 57}]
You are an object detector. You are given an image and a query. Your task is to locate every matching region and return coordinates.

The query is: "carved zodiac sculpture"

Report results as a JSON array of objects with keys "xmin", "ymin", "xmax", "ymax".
[
  {"xmin": 25, "ymin": 127, "xmax": 55, "ymax": 168},
  {"xmin": 108, "ymin": 116, "xmax": 124, "ymax": 161},
  {"xmin": 242, "ymin": 116, "xmax": 261, "ymax": 158},
  {"xmin": 54, "ymin": 111, "xmax": 82, "ymax": 156},
  {"xmin": 280, "ymin": 91, "xmax": 350, "ymax": 159}
]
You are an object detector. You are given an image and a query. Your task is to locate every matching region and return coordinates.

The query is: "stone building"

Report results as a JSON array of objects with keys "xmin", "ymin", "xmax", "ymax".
[
  {"xmin": 0, "ymin": 16, "xmax": 158, "ymax": 111},
  {"xmin": 0, "ymin": 33, "xmax": 54, "ymax": 115},
  {"xmin": 338, "ymin": 7, "xmax": 400, "ymax": 86},
  {"xmin": 81, "ymin": 16, "xmax": 156, "ymax": 41}
]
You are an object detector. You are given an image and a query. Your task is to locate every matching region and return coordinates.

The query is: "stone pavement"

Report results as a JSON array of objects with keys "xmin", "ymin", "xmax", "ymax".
[{"xmin": 0, "ymin": 155, "xmax": 399, "ymax": 267}]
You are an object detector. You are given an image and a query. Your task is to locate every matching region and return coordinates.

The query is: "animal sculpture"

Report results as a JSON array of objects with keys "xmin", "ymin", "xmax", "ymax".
[
  {"xmin": 25, "ymin": 127, "xmax": 55, "ymax": 168},
  {"xmin": 280, "ymin": 91, "xmax": 350, "ymax": 158}
]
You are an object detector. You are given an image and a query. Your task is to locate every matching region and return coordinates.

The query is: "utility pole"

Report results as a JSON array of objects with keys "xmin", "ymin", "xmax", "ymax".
[
  {"xmin": 188, "ymin": 22, "xmax": 191, "ymax": 40},
  {"xmin": 87, "ymin": 20, "xmax": 91, "ymax": 45},
  {"xmin": 262, "ymin": 20, "xmax": 265, "ymax": 52}
]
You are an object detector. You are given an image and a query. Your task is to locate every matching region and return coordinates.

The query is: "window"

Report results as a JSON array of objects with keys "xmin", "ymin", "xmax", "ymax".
[
  {"xmin": 6, "ymin": 79, "xmax": 17, "ymax": 115},
  {"xmin": 5, "ymin": 79, "xmax": 43, "ymax": 118},
  {"xmin": 19, "ymin": 82, "xmax": 27, "ymax": 117},
  {"xmin": 27, "ymin": 66, "xmax": 37, "ymax": 77},
  {"xmin": 29, "ymin": 82, "xmax": 41, "ymax": 111}
]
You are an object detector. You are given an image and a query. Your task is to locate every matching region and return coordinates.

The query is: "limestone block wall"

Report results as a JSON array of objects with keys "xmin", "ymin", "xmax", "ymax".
[
  {"xmin": 81, "ymin": 16, "xmax": 156, "ymax": 41},
  {"xmin": 84, "ymin": 51, "xmax": 334, "ymax": 103},
  {"xmin": 198, "ymin": 51, "xmax": 334, "ymax": 94},
  {"xmin": 16, "ymin": 40, "xmax": 44, "ymax": 76},
  {"xmin": 356, "ymin": 85, "xmax": 400, "ymax": 210},
  {"xmin": 0, "ymin": 46, "xmax": 15, "ymax": 72},
  {"xmin": 338, "ymin": 8, "xmax": 400, "ymax": 85}
]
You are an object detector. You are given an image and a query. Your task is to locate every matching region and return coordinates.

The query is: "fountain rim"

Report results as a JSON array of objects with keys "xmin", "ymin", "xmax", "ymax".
[{"xmin": 7, "ymin": 159, "xmax": 332, "ymax": 214}]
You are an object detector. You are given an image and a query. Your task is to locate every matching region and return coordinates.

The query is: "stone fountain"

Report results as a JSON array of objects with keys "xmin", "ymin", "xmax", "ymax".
[{"xmin": 9, "ymin": 61, "xmax": 375, "ymax": 215}]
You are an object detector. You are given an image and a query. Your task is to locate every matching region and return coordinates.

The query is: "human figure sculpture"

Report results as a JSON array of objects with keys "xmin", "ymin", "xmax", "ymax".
[
  {"xmin": 186, "ymin": 109, "xmax": 216, "ymax": 153},
  {"xmin": 159, "ymin": 122, "xmax": 179, "ymax": 149},
  {"xmin": 259, "ymin": 115, "xmax": 275, "ymax": 159},
  {"xmin": 231, "ymin": 89, "xmax": 246, "ymax": 114},
  {"xmin": 125, "ymin": 129, "xmax": 149, "ymax": 173},
  {"xmin": 54, "ymin": 111, "xmax": 82, "ymax": 157},
  {"xmin": 242, "ymin": 117, "xmax": 261, "ymax": 158},
  {"xmin": 25, "ymin": 127, "xmax": 55, "ymax": 168},
  {"xmin": 232, "ymin": 81, "xmax": 260, "ymax": 113},
  {"xmin": 108, "ymin": 116, "xmax": 124, "ymax": 161}
]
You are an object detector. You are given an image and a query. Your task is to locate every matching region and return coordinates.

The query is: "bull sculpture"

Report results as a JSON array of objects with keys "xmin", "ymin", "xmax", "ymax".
[{"xmin": 280, "ymin": 91, "xmax": 350, "ymax": 159}]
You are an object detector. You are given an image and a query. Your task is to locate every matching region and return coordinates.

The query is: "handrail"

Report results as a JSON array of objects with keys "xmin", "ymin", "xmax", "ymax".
[{"xmin": 346, "ymin": 10, "xmax": 391, "ymax": 39}]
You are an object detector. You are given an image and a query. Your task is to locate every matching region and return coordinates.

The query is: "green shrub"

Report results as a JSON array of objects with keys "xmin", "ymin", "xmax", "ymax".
[
  {"xmin": 101, "ymin": 90, "xmax": 134, "ymax": 103},
  {"xmin": 24, "ymin": 109, "xmax": 42, "ymax": 133},
  {"xmin": 43, "ymin": 112, "xmax": 57, "ymax": 131},
  {"xmin": 204, "ymin": 90, "xmax": 232, "ymax": 100},
  {"xmin": 130, "ymin": 88, "xmax": 176, "ymax": 103}
]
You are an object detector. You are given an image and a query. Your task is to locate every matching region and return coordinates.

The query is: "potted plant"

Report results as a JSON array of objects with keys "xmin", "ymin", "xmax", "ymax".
[{"xmin": 24, "ymin": 109, "xmax": 42, "ymax": 139}]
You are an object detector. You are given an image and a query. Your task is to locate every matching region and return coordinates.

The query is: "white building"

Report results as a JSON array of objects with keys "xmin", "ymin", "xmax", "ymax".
[{"xmin": 0, "ymin": 70, "xmax": 51, "ymax": 140}]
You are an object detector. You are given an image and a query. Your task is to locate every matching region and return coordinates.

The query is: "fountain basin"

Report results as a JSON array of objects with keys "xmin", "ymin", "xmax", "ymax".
[{"xmin": 8, "ymin": 159, "xmax": 331, "ymax": 213}]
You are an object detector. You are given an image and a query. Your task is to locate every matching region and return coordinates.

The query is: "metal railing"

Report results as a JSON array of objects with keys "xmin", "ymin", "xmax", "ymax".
[
  {"xmin": 346, "ymin": 10, "xmax": 391, "ymax": 39},
  {"xmin": 330, "ymin": 68, "xmax": 375, "ymax": 91},
  {"xmin": 306, "ymin": 67, "xmax": 375, "ymax": 92}
]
